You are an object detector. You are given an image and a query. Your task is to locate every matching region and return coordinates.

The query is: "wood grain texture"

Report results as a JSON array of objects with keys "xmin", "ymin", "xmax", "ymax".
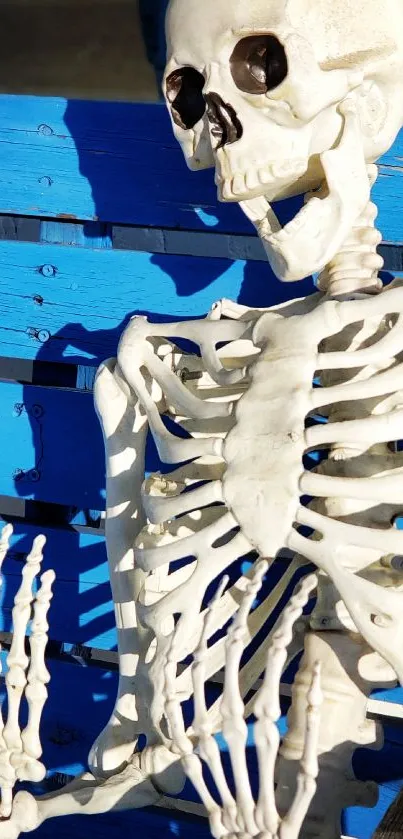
[
  {"xmin": 0, "ymin": 381, "xmax": 105, "ymax": 508},
  {"xmin": 0, "ymin": 238, "xmax": 315, "ymax": 363},
  {"xmin": 0, "ymin": 85, "xmax": 401, "ymax": 839},
  {"xmin": 0, "ymin": 520, "xmax": 114, "ymax": 648},
  {"xmin": 0, "ymin": 95, "xmax": 401, "ymax": 241}
]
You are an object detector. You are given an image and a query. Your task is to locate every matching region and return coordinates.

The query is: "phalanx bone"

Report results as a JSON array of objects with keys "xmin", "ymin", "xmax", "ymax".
[
  {"xmin": 165, "ymin": 566, "xmax": 322, "ymax": 839},
  {"xmin": 0, "ymin": 525, "xmax": 54, "ymax": 820}
]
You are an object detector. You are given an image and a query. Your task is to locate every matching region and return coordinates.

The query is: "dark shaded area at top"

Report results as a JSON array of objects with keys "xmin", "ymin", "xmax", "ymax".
[{"xmin": 140, "ymin": 0, "xmax": 170, "ymax": 91}]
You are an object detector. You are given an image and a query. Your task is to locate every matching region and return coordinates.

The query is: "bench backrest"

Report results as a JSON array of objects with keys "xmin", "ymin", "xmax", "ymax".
[{"xmin": 0, "ymin": 93, "xmax": 402, "ymax": 834}]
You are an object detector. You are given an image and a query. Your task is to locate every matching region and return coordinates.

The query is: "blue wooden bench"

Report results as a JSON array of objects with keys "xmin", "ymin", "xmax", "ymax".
[{"xmin": 0, "ymin": 87, "xmax": 402, "ymax": 838}]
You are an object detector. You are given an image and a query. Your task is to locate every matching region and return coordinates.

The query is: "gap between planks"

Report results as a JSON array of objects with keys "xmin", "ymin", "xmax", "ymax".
[
  {"xmin": 0, "ymin": 214, "xmax": 402, "ymax": 269},
  {"xmin": 0, "ymin": 631, "xmax": 398, "ymax": 728}
]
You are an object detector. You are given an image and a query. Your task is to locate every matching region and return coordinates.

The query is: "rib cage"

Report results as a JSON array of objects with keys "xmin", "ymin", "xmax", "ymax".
[{"xmin": 114, "ymin": 279, "xmax": 403, "ymax": 749}]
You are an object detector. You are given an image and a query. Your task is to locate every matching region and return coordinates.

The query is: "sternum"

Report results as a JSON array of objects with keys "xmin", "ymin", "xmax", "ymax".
[{"xmin": 223, "ymin": 346, "xmax": 315, "ymax": 557}]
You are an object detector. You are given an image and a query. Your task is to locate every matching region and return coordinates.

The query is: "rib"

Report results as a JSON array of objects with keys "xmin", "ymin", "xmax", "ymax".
[
  {"xmin": 316, "ymin": 314, "xmax": 403, "ymax": 370},
  {"xmin": 306, "ymin": 409, "xmax": 403, "ymax": 449},
  {"xmin": 141, "ymin": 479, "xmax": 225, "ymax": 525},
  {"xmin": 300, "ymin": 469, "xmax": 403, "ymax": 504},
  {"xmin": 311, "ymin": 361, "xmax": 403, "ymax": 409}
]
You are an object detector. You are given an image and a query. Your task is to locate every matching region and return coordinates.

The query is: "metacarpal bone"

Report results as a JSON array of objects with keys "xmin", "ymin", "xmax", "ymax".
[{"xmin": 165, "ymin": 567, "xmax": 320, "ymax": 839}]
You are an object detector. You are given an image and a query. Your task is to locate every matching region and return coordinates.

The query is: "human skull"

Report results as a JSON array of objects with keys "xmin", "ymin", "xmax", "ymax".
[{"xmin": 164, "ymin": 0, "xmax": 403, "ymax": 281}]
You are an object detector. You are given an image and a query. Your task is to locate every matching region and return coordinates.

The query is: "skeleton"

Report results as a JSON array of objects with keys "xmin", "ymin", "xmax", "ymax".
[{"xmin": 2, "ymin": 0, "xmax": 403, "ymax": 837}]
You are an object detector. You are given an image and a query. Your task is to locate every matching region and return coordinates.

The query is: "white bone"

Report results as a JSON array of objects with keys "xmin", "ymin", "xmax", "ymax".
[
  {"xmin": 91, "ymin": 238, "xmax": 402, "ymax": 834},
  {"xmin": 0, "ymin": 527, "xmax": 55, "ymax": 819},
  {"xmin": 164, "ymin": 567, "xmax": 320, "ymax": 839},
  {"xmin": 142, "ymin": 478, "xmax": 225, "ymax": 523},
  {"xmin": 87, "ymin": 241, "xmax": 402, "ymax": 836},
  {"xmin": 90, "ymin": 359, "xmax": 152, "ymax": 777},
  {"xmin": 315, "ymin": 315, "xmax": 403, "ymax": 369},
  {"xmin": 306, "ymin": 410, "xmax": 403, "ymax": 449},
  {"xmin": 288, "ymin": 527, "xmax": 403, "ymax": 686},
  {"xmin": 165, "ymin": 0, "xmax": 403, "ymax": 281},
  {"xmin": 3, "ymin": 535, "xmax": 46, "ymax": 757},
  {"xmin": 301, "ymin": 470, "xmax": 403, "ymax": 505},
  {"xmin": 178, "ymin": 557, "xmax": 310, "ymax": 705},
  {"xmin": 254, "ymin": 576, "xmax": 319, "ymax": 837},
  {"xmin": 311, "ymin": 361, "xmax": 403, "ymax": 409},
  {"xmin": 20, "ymin": 570, "xmax": 55, "ymax": 770}
]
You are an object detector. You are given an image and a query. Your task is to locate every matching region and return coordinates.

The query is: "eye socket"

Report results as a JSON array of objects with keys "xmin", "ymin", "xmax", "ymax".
[
  {"xmin": 230, "ymin": 34, "xmax": 288, "ymax": 95},
  {"xmin": 165, "ymin": 67, "xmax": 206, "ymax": 130}
]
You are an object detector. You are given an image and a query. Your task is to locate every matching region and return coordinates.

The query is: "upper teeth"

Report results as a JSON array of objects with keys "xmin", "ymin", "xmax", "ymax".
[{"xmin": 217, "ymin": 160, "xmax": 306, "ymax": 199}]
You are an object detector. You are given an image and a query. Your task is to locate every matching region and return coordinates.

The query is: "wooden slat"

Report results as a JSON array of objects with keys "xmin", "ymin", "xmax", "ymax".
[
  {"xmin": 2, "ymin": 216, "xmax": 401, "ymax": 273},
  {"xmin": 2, "ymin": 522, "xmax": 107, "ymax": 584},
  {"xmin": 112, "ymin": 224, "xmax": 402, "ymax": 269},
  {"xmin": 0, "ymin": 238, "xmax": 315, "ymax": 363},
  {"xmin": 0, "ymin": 95, "xmax": 401, "ymax": 243},
  {"xmin": 1, "ymin": 571, "xmax": 114, "ymax": 651},
  {"xmin": 0, "ymin": 381, "xmax": 105, "ymax": 508},
  {"xmin": 0, "ymin": 521, "xmax": 114, "ymax": 650}
]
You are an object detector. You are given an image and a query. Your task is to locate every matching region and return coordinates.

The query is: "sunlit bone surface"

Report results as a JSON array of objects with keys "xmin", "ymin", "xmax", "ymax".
[
  {"xmin": 165, "ymin": 566, "xmax": 322, "ymax": 839},
  {"xmin": 164, "ymin": 0, "xmax": 403, "ymax": 280}
]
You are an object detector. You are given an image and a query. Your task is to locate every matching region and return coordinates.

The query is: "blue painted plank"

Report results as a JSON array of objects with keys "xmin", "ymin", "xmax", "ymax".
[
  {"xmin": 0, "ymin": 238, "xmax": 315, "ymax": 363},
  {"xmin": 0, "ymin": 381, "xmax": 105, "ymax": 509},
  {"xmin": 0, "ymin": 658, "xmax": 120, "ymax": 780},
  {"xmin": 0, "ymin": 567, "xmax": 115, "ymax": 651},
  {"xmin": 346, "ymin": 781, "xmax": 403, "ymax": 839},
  {"xmin": 30, "ymin": 805, "xmax": 210, "ymax": 839},
  {"xmin": 0, "ymin": 95, "xmax": 401, "ymax": 243},
  {"xmin": 0, "ymin": 522, "xmax": 107, "ymax": 585},
  {"xmin": 0, "ymin": 522, "xmax": 115, "ymax": 650}
]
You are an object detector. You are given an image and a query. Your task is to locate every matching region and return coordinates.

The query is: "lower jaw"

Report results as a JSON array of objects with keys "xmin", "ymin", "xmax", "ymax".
[
  {"xmin": 239, "ymin": 191, "xmax": 337, "ymax": 282},
  {"xmin": 236, "ymin": 99, "xmax": 374, "ymax": 283}
]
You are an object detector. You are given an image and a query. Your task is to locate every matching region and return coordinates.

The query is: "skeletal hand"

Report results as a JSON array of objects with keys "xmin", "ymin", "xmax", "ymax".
[
  {"xmin": 0, "ymin": 525, "xmax": 54, "ymax": 821},
  {"xmin": 164, "ymin": 564, "xmax": 321, "ymax": 839}
]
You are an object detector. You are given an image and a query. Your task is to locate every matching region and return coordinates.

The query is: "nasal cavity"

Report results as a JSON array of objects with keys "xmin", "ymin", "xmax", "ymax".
[{"xmin": 204, "ymin": 93, "xmax": 243, "ymax": 148}]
